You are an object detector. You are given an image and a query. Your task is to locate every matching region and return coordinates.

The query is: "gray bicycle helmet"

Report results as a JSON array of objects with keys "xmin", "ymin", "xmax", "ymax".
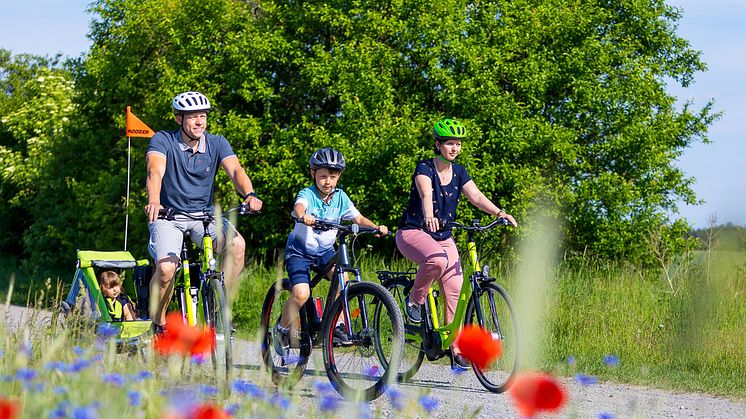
[
  {"xmin": 172, "ymin": 91, "xmax": 211, "ymax": 114},
  {"xmin": 309, "ymin": 147, "xmax": 346, "ymax": 171}
]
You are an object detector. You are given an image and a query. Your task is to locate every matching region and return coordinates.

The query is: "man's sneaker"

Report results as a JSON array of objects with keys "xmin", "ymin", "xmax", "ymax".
[
  {"xmin": 404, "ymin": 297, "xmax": 422, "ymax": 323},
  {"xmin": 152, "ymin": 323, "xmax": 167, "ymax": 337},
  {"xmin": 271, "ymin": 322, "xmax": 290, "ymax": 357},
  {"xmin": 333, "ymin": 324, "xmax": 353, "ymax": 345}
]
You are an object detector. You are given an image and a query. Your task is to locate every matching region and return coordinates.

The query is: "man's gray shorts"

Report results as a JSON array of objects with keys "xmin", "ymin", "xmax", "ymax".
[{"xmin": 148, "ymin": 214, "xmax": 239, "ymax": 262}]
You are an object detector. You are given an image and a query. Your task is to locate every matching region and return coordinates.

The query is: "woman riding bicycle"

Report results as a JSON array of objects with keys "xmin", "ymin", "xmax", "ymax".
[{"xmin": 395, "ymin": 118, "xmax": 518, "ymax": 369}]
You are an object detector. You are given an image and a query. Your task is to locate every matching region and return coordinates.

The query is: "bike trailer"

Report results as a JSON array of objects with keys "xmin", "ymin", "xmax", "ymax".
[{"xmin": 62, "ymin": 250, "xmax": 152, "ymax": 341}]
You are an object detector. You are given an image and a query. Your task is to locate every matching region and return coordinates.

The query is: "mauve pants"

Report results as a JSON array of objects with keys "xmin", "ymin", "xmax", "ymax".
[{"xmin": 395, "ymin": 229, "xmax": 463, "ymax": 324}]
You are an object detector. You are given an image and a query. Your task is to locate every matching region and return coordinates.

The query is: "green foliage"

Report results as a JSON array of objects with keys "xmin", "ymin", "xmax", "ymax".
[{"xmin": 0, "ymin": 0, "xmax": 718, "ymax": 269}]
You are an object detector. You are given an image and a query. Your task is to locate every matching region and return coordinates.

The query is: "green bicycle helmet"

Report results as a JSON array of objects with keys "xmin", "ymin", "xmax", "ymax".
[{"xmin": 433, "ymin": 118, "xmax": 467, "ymax": 140}]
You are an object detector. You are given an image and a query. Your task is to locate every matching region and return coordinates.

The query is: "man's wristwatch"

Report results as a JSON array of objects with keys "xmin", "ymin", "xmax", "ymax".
[{"xmin": 246, "ymin": 191, "xmax": 258, "ymax": 199}]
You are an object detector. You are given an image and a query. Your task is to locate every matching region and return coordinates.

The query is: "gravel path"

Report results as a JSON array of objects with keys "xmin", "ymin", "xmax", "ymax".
[{"xmin": 4, "ymin": 304, "xmax": 745, "ymax": 418}]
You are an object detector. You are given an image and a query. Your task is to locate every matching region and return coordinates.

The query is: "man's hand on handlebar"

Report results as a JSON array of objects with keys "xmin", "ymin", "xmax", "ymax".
[
  {"xmin": 499, "ymin": 213, "xmax": 518, "ymax": 227},
  {"xmin": 376, "ymin": 225, "xmax": 390, "ymax": 236},
  {"xmin": 243, "ymin": 193, "xmax": 263, "ymax": 213},
  {"xmin": 301, "ymin": 214, "xmax": 317, "ymax": 226}
]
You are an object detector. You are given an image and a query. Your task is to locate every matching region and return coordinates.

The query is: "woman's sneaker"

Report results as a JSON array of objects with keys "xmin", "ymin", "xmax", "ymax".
[
  {"xmin": 404, "ymin": 297, "xmax": 422, "ymax": 323},
  {"xmin": 271, "ymin": 322, "xmax": 290, "ymax": 356}
]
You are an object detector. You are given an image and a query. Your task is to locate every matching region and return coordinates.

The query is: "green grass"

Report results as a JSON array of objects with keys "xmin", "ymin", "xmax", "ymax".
[{"xmin": 2, "ymin": 246, "xmax": 744, "ymax": 417}]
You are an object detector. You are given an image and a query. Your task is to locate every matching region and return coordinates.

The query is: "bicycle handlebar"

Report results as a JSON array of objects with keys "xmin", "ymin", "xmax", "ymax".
[
  {"xmin": 293, "ymin": 217, "xmax": 391, "ymax": 236},
  {"xmin": 157, "ymin": 203, "xmax": 258, "ymax": 221},
  {"xmin": 439, "ymin": 217, "xmax": 512, "ymax": 233}
]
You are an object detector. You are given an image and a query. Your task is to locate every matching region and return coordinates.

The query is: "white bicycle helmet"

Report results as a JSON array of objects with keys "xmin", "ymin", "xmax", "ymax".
[{"xmin": 172, "ymin": 91, "xmax": 211, "ymax": 114}]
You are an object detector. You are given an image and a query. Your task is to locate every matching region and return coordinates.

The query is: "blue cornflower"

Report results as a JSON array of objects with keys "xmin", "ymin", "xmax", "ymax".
[
  {"xmin": 232, "ymin": 380, "xmax": 265, "ymax": 399},
  {"xmin": 45, "ymin": 361, "xmax": 68, "ymax": 372},
  {"xmin": 49, "ymin": 401, "xmax": 70, "ymax": 418},
  {"xmin": 136, "ymin": 370, "xmax": 154, "ymax": 381},
  {"xmin": 566, "ymin": 355, "xmax": 577, "ymax": 366},
  {"xmin": 200, "ymin": 384, "xmax": 219, "ymax": 396},
  {"xmin": 20, "ymin": 341, "xmax": 32, "ymax": 357},
  {"xmin": 575, "ymin": 373, "xmax": 598, "ymax": 386},
  {"xmin": 386, "ymin": 387, "xmax": 405, "ymax": 410},
  {"xmin": 97, "ymin": 323, "xmax": 119, "ymax": 338},
  {"xmin": 597, "ymin": 412, "xmax": 615, "ymax": 419},
  {"xmin": 319, "ymin": 394, "xmax": 340, "ymax": 411},
  {"xmin": 69, "ymin": 359, "xmax": 92, "ymax": 373},
  {"xmin": 419, "ymin": 395, "xmax": 439, "ymax": 413},
  {"xmin": 90, "ymin": 354, "xmax": 103, "ymax": 363},
  {"xmin": 602, "ymin": 354, "xmax": 620, "ymax": 367},
  {"xmin": 53, "ymin": 386, "xmax": 68, "ymax": 395},
  {"xmin": 362, "ymin": 364, "xmax": 381, "ymax": 377},
  {"xmin": 103, "ymin": 373, "xmax": 126, "ymax": 386},
  {"xmin": 225, "ymin": 403, "xmax": 241, "ymax": 416},
  {"xmin": 128, "ymin": 390, "xmax": 142, "ymax": 407},
  {"xmin": 191, "ymin": 354, "xmax": 208, "ymax": 365},
  {"xmin": 270, "ymin": 392, "xmax": 291, "ymax": 410},
  {"xmin": 0, "ymin": 375, "xmax": 11, "ymax": 382},
  {"xmin": 73, "ymin": 346, "xmax": 86, "ymax": 356},
  {"xmin": 313, "ymin": 381, "xmax": 335, "ymax": 395},
  {"xmin": 15, "ymin": 367, "xmax": 38, "ymax": 382},
  {"xmin": 0, "ymin": 349, "xmax": 4, "ymax": 357},
  {"xmin": 72, "ymin": 404, "xmax": 98, "ymax": 419}
]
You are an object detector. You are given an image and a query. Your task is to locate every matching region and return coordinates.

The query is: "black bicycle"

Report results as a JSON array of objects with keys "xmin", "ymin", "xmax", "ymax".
[{"xmin": 260, "ymin": 219, "xmax": 404, "ymax": 401}]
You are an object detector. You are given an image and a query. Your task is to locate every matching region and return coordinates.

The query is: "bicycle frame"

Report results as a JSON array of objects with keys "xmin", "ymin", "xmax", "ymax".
[
  {"xmin": 297, "ymin": 224, "xmax": 371, "ymax": 345},
  {"xmin": 410, "ymin": 219, "xmax": 508, "ymax": 355}
]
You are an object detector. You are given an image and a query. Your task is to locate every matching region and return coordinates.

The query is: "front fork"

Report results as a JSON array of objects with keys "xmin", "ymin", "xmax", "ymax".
[{"xmin": 337, "ymin": 267, "xmax": 364, "ymax": 337}]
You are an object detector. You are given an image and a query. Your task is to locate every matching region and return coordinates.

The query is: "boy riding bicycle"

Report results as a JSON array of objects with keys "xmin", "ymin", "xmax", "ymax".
[{"xmin": 272, "ymin": 148, "xmax": 388, "ymax": 355}]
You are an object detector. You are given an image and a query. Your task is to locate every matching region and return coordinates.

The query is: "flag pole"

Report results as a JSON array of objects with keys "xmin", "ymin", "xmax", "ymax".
[{"xmin": 125, "ymin": 135, "xmax": 132, "ymax": 251}]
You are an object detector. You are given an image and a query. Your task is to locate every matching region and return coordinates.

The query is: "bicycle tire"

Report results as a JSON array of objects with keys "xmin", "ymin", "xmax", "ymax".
[
  {"xmin": 464, "ymin": 282, "xmax": 519, "ymax": 393},
  {"xmin": 322, "ymin": 281, "xmax": 404, "ymax": 401},
  {"xmin": 203, "ymin": 274, "xmax": 232, "ymax": 384},
  {"xmin": 373, "ymin": 278, "xmax": 424, "ymax": 382},
  {"xmin": 260, "ymin": 280, "xmax": 310, "ymax": 387}
]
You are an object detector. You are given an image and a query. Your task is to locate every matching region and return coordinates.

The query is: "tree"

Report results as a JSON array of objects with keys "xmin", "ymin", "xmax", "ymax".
[{"xmin": 8, "ymin": 0, "xmax": 716, "ymax": 270}]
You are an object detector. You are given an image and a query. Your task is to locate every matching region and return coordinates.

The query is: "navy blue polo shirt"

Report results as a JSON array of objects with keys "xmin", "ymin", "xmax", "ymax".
[
  {"xmin": 146, "ymin": 129, "xmax": 235, "ymax": 212},
  {"xmin": 399, "ymin": 159, "xmax": 472, "ymax": 241}
]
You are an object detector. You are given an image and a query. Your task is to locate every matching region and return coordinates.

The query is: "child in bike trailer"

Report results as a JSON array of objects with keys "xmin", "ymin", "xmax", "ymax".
[
  {"xmin": 272, "ymin": 148, "xmax": 388, "ymax": 355},
  {"xmin": 395, "ymin": 118, "xmax": 518, "ymax": 370},
  {"xmin": 98, "ymin": 271, "xmax": 136, "ymax": 322}
]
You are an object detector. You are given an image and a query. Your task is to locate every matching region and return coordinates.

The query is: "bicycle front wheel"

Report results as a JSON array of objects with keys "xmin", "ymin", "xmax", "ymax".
[
  {"xmin": 204, "ymin": 274, "xmax": 232, "ymax": 384},
  {"xmin": 465, "ymin": 282, "xmax": 519, "ymax": 393},
  {"xmin": 260, "ymin": 280, "xmax": 310, "ymax": 387},
  {"xmin": 373, "ymin": 278, "xmax": 424, "ymax": 382},
  {"xmin": 322, "ymin": 282, "xmax": 403, "ymax": 401}
]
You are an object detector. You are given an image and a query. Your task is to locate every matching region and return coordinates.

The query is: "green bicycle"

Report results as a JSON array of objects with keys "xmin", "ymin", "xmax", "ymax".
[
  {"xmin": 157, "ymin": 204, "xmax": 253, "ymax": 382},
  {"xmin": 375, "ymin": 218, "xmax": 519, "ymax": 393}
]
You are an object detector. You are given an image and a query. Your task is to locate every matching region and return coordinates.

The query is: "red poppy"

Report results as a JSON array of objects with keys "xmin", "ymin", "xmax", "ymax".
[
  {"xmin": 0, "ymin": 398, "xmax": 20, "ymax": 419},
  {"xmin": 509, "ymin": 372, "xmax": 567, "ymax": 417},
  {"xmin": 191, "ymin": 404, "xmax": 230, "ymax": 419},
  {"xmin": 154, "ymin": 312, "xmax": 216, "ymax": 356},
  {"xmin": 454, "ymin": 325, "xmax": 503, "ymax": 369},
  {"xmin": 160, "ymin": 404, "xmax": 230, "ymax": 419}
]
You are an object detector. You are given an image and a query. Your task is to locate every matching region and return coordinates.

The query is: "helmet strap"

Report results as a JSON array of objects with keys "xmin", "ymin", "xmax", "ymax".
[{"xmin": 437, "ymin": 154, "xmax": 453, "ymax": 164}]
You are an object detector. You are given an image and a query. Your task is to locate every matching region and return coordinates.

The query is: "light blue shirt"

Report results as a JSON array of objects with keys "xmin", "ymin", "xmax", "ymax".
[{"xmin": 285, "ymin": 186, "xmax": 360, "ymax": 257}]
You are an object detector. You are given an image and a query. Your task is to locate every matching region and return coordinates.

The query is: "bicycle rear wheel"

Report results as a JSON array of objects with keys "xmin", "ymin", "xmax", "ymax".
[
  {"xmin": 260, "ymin": 280, "xmax": 310, "ymax": 387},
  {"xmin": 322, "ymin": 281, "xmax": 403, "ymax": 401},
  {"xmin": 373, "ymin": 278, "xmax": 424, "ymax": 382},
  {"xmin": 465, "ymin": 282, "xmax": 519, "ymax": 393},
  {"xmin": 203, "ymin": 274, "xmax": 232, "ymax": 384}
]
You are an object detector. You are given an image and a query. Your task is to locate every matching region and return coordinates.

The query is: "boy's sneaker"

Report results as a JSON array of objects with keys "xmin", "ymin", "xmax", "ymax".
[
  {"xmin": 404, "ymin": 297, "xmax": 422, "ymax": 323},
  {"xmin": 333, "ymin": 324, "xmax": 353, "ymax": 345},
  {"xmin": 271, "ymin": 322, "xmax": 290, "ymax": 357},
  {"xmin": 450, "ymin": 352, "xmax": 471, "ymax": 371}
]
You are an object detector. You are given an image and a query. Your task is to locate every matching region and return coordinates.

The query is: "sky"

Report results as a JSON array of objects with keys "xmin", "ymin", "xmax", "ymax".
[{"xmin": 0, "ymin": 0, "xmax": 743, "ymax": 228}]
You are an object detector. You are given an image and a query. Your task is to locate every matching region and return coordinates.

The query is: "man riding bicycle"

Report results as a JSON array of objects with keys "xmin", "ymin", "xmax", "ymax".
[{"xmin": 144, "ymin": 91, "xmax": 263, "ymax": 334}]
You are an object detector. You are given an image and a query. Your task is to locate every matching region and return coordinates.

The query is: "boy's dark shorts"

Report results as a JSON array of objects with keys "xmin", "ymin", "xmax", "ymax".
[{"xmin": 285, "ymin": 249, "xmax": 337, "ymax": 287}]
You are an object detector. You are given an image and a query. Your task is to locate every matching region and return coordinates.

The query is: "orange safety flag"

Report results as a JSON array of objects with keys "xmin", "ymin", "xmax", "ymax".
[{"xmin": 125, "ymin": 106, "xmax": 155, "ymax": 138}]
